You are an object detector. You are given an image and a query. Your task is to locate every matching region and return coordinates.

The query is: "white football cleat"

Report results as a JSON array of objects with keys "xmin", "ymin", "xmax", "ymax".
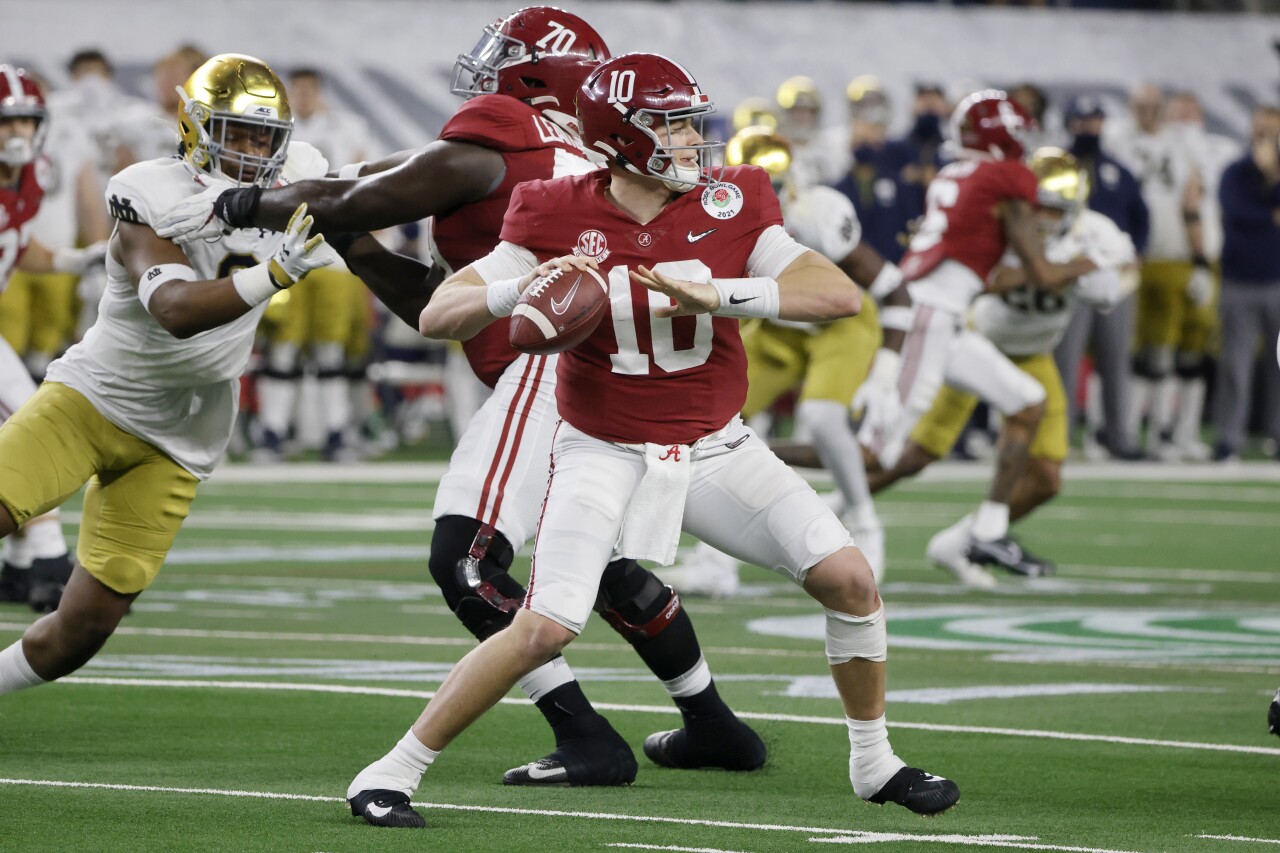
[
  {"xmin": 926, "ymin": 522, "xmax": 997, "ymax": 590},
  {"xmin": 664, "ymin": 543, "xmax": 740, "ymax": 598},
  {"xmin": 847, "ymin": 516, "xmax": 885, "ymax": 585}
]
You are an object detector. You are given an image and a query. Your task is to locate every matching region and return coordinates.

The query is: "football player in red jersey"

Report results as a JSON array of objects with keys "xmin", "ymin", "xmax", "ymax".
[
  {"xmin": 155, "ymin": 8, "xmax": 764, "ymax": 792},
  {"xmin": 342, "ymin": 52, "xmax": 959, "ymax": 829},
  {"xmin": 0, "ymin": 65, "xmax": 101, "ymax": 613},
  {"xmin": 858, "ymin": 90, "xmax": 1096, "ymax": 578}
]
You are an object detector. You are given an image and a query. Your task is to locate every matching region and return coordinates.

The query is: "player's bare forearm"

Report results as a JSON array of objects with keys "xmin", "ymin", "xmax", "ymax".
[
  {"xmin": 840, "ymin": 242, "xmax": 887, "ymax": 290},
  {"xmin": 257, "ymin": 140, "xmax": 505, "ymax": 234},
  {"xmin": 986, "ymin": 264, "xmax": 1030, "ymax": 295},
  {"xmin": 768, "ymin": 439, "xmax": 825, "ymax": 469},
  {"xmin": 418, "ymin": 267, "xmax": 496, "ymax": 341},
  {"xmin": 777, "ymin": 250, "xmax": 860, "ymax": 322},
  {"xmin": 1002, "ymin": 200, "xmax": 1092, "ymax": 290},
  {"xmin": 340, "ymin": 234, "xmax": 446, "ymax": 330},
  {"xmin": 116, "ymin": 221, "xmax": 258, "ymax": 339},
  {"xmin": 15, "ymin": 239, "xmax": 55, "ymax": 273}
]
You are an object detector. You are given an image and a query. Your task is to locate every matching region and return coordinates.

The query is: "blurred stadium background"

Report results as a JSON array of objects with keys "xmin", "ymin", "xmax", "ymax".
[{"xmin": 3, "ymin": 2, "xmax": 1280, "ymax": 851}]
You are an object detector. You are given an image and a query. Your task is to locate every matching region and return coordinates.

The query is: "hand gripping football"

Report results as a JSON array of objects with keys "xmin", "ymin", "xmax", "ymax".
[{"xmin": 509, "ymin": 265, "xmax": 609, "ymax": 355}]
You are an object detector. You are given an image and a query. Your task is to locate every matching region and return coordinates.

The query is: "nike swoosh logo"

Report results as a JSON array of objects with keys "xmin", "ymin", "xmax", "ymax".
[
  {"xmin": 725, "ymin": 435, "xmax": 750, "ymax": 449},
  {"xmin": 687, "ymin": 228, "xmax": 716, "ymax": 243},
  {"xmin": 366, "ymin": 803, "xmax": 393, "ymax": 818},
  {"xmin": 550, "ymin": 279, "xmax": 581, "ymax": 316},
  {"xmin": 728, "ymin": 295, "xmax": 758, "ymax": 305},
  {"xmin": 525, "ymin": 763, "xmax": 566, "ymax": 781}
]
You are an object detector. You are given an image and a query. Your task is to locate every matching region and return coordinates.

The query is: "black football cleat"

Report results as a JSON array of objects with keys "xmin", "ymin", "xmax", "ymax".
[
  {"xmin": 865, "ymin": 766, "xmax": 960, "ymax": 816},
  {"xmin": 0, "ymin": 562, "xmax": 30, "ymax": 604},
  {"xmin": 643, "ymin": 715, "xmax": 767, "ymax": 771},
  {"xmin": 27, "ymin": 555, "xmax": 74, "ymax": 614},
  {"xmin": 966, "ymin": 535, "xmax": 1054, "ymax": 578},
  {"xmin": 1269, "ymin": 688, "xmax": 1280, "ymax": 738},
  {"xmin": 504, "ymin": 727, "xmax": 638, "ymax": 787},
  {"xmin": 348, "ymin": 789, "xmax": 425, "ymax": 828}
]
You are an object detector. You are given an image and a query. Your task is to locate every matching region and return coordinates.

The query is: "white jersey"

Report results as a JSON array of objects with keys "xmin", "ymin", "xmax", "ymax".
[
  {"xmin": 45, "ymin": 157, "xmax": 283, "ymax": 478},
  {"xmin": 774, "ymin": 185, "xmax": 861, "ymax": 332},
  {"xmin": 1107, "ymin": 125, "xmax": 1197, "ymax": 261},
  {"xmin": 1168, "ymin": 125, "xmax": 1240, "ymax": 262},
  {"xmin": 293, "ymin": 108, "xmax": 376, "ymax": 171},
  {"xmin": 48, "ymin": 80, "xmax": 160, "ymax": 179},
  {"xmin": 972, "ymin": 209, "xmax": 1136, "ymax": 356},
  {"xmin": 29, "ymin": 117, "xmax": 97, "ymax": 251}
]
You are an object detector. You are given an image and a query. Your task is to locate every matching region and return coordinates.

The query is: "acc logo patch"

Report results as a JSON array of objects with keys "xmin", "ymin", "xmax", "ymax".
[
  {"xmin": 573, "ymin": 229, "xmax": 610, "ymax": 263},
  {"xmin": 701, "ymin": 181, "xmax": 743, "ymax": 220}
]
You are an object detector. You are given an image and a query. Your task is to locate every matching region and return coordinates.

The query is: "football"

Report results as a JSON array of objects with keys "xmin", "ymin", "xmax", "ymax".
[{"xmin": 509, "ymin": 265, "xmax": 609, "ymax": 355}]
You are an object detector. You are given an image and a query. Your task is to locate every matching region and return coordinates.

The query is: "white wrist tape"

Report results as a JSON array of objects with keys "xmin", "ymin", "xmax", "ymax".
[
  {"xmin": 52, "ymin": 247, "xmax": 85, "ymax": 274},
  {"xmin": 868, "ymin": 263, "xmax": 903, "ymax": 301},
  {"xmin": 337, "ymin": 161, "xmax": 368, "ymax": 180},
  {"xmin": 232, "ymin": 262, "xmax": 284, "ymax": 307},
  {"xmin": 137, "ymin": 263, "xmax": 198, "ymax": 314},
  {"xmin": 710, "ymin": 277, "xmax": 780, "ymax": 319},
  {"xmin": 879, "ymin": 305, "xmax": 914, "ymax": 332},
  {"xmin": 486, "ymin": 276, "xmax": 524, "ymax": 318}
]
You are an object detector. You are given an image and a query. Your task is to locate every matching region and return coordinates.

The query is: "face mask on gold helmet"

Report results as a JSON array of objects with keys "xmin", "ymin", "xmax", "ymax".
[
  {"xmin": 726, "ymin": 125, "xmax": 792, "ymax": 197},
  {"xmin": 732, "ymin": 97, "xmax": 778, "ymax": 133},
  {"xmin": 1029, "ymin": 146, "xmax": 1089, "ymax": 237},
  {"xmin": 177, "ymin": 53, "xmax": 291, "ymax": 188}
]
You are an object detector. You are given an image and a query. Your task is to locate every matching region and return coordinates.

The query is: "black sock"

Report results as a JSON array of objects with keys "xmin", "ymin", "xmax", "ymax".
[
  {"xmin": 623, "ymin": 608, "xmax": 733, "ymax": 724},
  {"xmin": 534, "ymin": 677, "xmax": 607, "ymax": 741}
]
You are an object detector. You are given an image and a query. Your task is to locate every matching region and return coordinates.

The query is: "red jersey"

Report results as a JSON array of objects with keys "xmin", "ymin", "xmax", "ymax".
[
  {"xmin": 0, "ymin": 158, "xmax": 49, "ymax": 290},
  {"xmin": 433, "ymin": 94, "xmax": 598, "ymax": 387},
  {"xmin": 899, "ymin": 158, "xmax": 1038, "ymax": 285},
  {"xmin": 499, "ymin": 166, "xmax": 784, "ymax": 445}
]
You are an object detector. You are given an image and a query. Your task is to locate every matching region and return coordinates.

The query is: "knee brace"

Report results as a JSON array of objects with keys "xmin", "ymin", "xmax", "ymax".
[
  {"xmin": 262, "ymin": 342, "xmax": 302, "ymax": 380},
  {"xmin": 825, "ymin": 605, "xmax": 887, "ymax": 664},
  {"xmin": 1174, "ymin": 350, "xmax": 1207, "ymax": 380},
  {"xmin": 427, "ymin": 515, "xmax": 521, "ymax": 642},
  {"xmin": 1131, "ymin": 347, "xmax": 1173, "ymax": 381},
  {"xmin": 594, "ymin": 559, "xmax": 681, "ymax": 640}
]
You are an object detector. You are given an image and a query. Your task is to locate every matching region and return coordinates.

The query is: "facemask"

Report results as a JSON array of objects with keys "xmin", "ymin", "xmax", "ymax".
[
  {"xmin": 911, "ymin": 114, "xmax": 943, "ymax": 145},
  {"xmin": 1071, "ymin": 133, "xmax": 1101, "ymax": 159}
]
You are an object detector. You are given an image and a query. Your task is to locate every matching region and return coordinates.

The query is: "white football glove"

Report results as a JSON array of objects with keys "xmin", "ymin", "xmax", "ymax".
[
  {"xmin": 851, "ymin": 348, "xmax": 903, "ymax": 441},
  {"xmin": 268, "ymin": 203, "xmax": 338, "ymax": 287},
  {"xmin": 52, "ymin": 240, "xmax": 108, "ymax": 274},
  {"xmin": 154, "ymin": 181, "xmax": 236, "ymax": 245},
  {"xmin": 1186, "ymin": 265, "xmax": 1214, "ymax": 308}
]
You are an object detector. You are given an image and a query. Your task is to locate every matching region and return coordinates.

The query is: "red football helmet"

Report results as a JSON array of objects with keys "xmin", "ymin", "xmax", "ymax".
[
  {"xmin": 0, "ymin": 65, "xmax": 47, "ymax": 166},
  {"xmin": 950, "ymin": 89, "xmax": 1036, "ymax": 161},
  {"xmin": 578, "ymin": 52, "xmax": 722, "ymax": 193},
  {"xmin": 451, "ymin": 6, "xmax": 609, "ymax": 133}
]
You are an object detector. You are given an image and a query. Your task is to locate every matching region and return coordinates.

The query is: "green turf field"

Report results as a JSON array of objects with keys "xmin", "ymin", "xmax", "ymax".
[{"xmin": 1, "ymin": 462, "xmax": 1278, "ymax": 852}]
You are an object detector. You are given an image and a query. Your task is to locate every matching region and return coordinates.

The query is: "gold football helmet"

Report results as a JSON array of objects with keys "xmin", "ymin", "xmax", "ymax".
[
  {"xmin": 775, "ymin": 76, "xmax": 821, "ymax": 112},
  {"xmin": 177, "ymin": 53, "xmax": 291, "ymax": 187},
  {"xmin": 846, "ymin": 75, "xmax": 889, "ymax": 124},
  {"xmin": 1029, "ymin": 147, "xmax": 1089, "ymax": 233},
  {"xmin": 726, "ymin": 125, "xmax": 792, "ymax": 195},
  {"xmin": 732, "ymin": 97, "xmax": 778, "ymax": 133}
]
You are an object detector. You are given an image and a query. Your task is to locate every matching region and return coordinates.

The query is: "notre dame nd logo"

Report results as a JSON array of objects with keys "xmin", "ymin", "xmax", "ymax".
[{"xmin": 109, "ymin": 194, "xmax": 142, "ymax": 224}]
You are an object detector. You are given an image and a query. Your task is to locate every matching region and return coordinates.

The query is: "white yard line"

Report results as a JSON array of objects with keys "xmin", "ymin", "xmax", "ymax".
[
  {"xmin": 50, "ymin": 677, "xmax": 1280, "ymax": 758},
  {"xmin": 1195, "ymin": 836, "xmax": 1280, "ymax": 845},
  {"xmin": 0, "ymin": 777, "xmax": 1148, "ymax": 852}
]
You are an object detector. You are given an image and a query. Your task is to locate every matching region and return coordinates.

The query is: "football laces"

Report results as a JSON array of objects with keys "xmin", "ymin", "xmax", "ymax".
[{"xmin": 525, "ymin": 267, "xmax": 562, "ymax": 299}]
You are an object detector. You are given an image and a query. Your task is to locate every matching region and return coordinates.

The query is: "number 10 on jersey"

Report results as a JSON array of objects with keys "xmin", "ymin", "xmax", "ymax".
[{"xmin": 606, "ymin": 260, "xmax": 713, "ymax": 375}]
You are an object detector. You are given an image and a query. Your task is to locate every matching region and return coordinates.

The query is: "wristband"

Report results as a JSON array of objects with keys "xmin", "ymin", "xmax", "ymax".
[
  {"xmin": 328, "ymin": 231, "xmax": 372, "ymax": 259},
  {"xmin": 232, "ymin": 261, "xmax": 285, "ymax": 307},
  {"xmin": 709, "ymin": 277, "xmax": 780, "ymax": 319},
  {"xmin": 214, "ymin": 186, "xmax": 262, "ymax": 229},
  {"xmin": 486, "ymin": 275, "xmax": 524, "ymax": 318},
  {"xmin": 138, "ymin": 263, "xmax": 198, "ymax": 313},
  {"xmin": 337, "ymin": 161, "xmax": 368, "ymax": 180},
  {"xmin": 868, "ymin": 262, "xmax": 903, "ymax": 301},
  {"xmin": 879, "ymin": 305, "xmax": 914, "ymax": 332},
  {"xmin": 51, "ymin": 247, "xmax": 85, "ymax": 274}
]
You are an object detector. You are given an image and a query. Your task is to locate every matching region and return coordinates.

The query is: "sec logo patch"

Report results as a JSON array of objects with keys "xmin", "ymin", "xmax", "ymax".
[{"xmin": 701, "ymin": 182, "xmax": 743, "ymax": 220}]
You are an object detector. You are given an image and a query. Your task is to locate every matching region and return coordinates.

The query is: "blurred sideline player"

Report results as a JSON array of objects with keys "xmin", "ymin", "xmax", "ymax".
[
  {"xmin": 348, "ymin": 50, "xmax": 957, "ymax": 828},
  {"xmin": 0, "ymin": 54, "xmax": 353, "ymax": 696},
  {"xmin": 775, "ymin": 76, "xmax": 846, "ymax": 188},
  {"xmin": 157, "ymin": 7, "xmax": 765, "ymax": 791},
  {"xmin": 670, "ymin": 125, "xmax": 911, "ymax": 596},
  {"xmin": 255, "ymin": 68, "xmax": 378, "ymax": 462},
  {"xmin": 0, "ymin": 65, "xmax": 103, "ymax": 612},
  {"xmin": 0, "ymin": 70, "xmax": 110, "ymax": 382},
  {"xmin": 1109, "ymin": 84, "xmax": 1215, "ymax": 460},
  {"xmin": 857, "ymin": 91, "xmax": 1096, "ymax": 578},
  {"xmin": 886, "ymin": 150, "xmax": 1137, "ymax": 585}
]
